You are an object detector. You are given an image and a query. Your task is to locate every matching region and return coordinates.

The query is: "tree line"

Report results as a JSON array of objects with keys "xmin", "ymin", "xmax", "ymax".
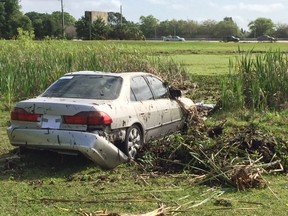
[{"xmin": 1, "ymin": 0, "xmax": 288, "ymax": 40}]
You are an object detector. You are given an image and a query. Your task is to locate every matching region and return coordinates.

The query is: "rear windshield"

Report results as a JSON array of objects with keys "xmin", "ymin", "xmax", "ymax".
[{"xmin": 42, "ymin": 75, "xmax": 123, "ymax": 100}]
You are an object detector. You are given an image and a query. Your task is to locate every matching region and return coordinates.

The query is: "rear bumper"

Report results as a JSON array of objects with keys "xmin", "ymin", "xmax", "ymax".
[{"xmin": 7, "ymin": 127, "xmax": 128, "ymax": 169}]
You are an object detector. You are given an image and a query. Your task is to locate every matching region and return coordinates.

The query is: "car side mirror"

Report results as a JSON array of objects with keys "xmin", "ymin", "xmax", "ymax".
[{"xmin": 169, "ymin": 88, "xmax": 182, "ymax": 98}]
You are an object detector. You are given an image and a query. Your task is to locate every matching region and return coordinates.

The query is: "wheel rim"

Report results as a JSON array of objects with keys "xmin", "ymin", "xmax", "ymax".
[{"xmin": 127, "ymin": 127, "xmax": 141, "ymax": 158}]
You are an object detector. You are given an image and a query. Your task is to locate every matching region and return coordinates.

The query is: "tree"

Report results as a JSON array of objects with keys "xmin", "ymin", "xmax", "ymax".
[
  {"xmin": 274, "ymin": 23, "xmax": 288, "ymax": 38},
  {"xmin": 0, "ymin": 2, "xmax": 6, "ymax": 35},
  {"xmin": 25, "ymin": 12, "xmax": 44, "ymax": 39},
  {"xmin": 213, "ymin": 17, "xmax": 241, "ymax": 38},
  {"xmin": 75, "ymin": 12, "xmax": 144, "ymax": 40},
  {"xmin": 26, "ymin": 11, "xmax": 76, "ymax": 39},
  {"xmin": 176, "ymin": 20, "xmax": 190, "ymax": 38},
  {"xmin": 184, "ymin": 20, "xmax": 200, "ymax": 38},
  {"xmin": 139, "ymin": 15, "xmax": 159, "ymax": 38},
  {"xmin": 51, "ymin": 11, "xmax": 76, "ymax": 38},
  {"xmin": 248, "ymin": 18, "xmax": 275, "ymax": 38},
  {"xmin": 108, "ymin": 12, "xmax": 127, "ymax": 26},
  {"xmin": 17, "ymin": 14, "xmax": 32, "ymax": 31},
  {"xmin": 0, "ymin": 0, "xmax": 32, "ymax": 39},
  {"xmin": 107, "ymin": 12, "xmax": 143, "ymax": 40},
  {"xmin": 25, "ymin": 12, "xmax": 57, "ymax": 39},
  {"xmin": 90, "ymin": 17, "xmax": 110, "ymax": 40},
  {"xmin": 75, "ymin": 16, "xmax": 111, "ymax": 40},
  {"xmin": 108, "ymin": 12, "xmax": 126, "ymax": 40},
  {"xmin": 198, "ymin": 20, "xmax": 217, "ymax": 38},
  {"xmin": 157, "ymin": 20, "xmax": 171, "ymax": 37},
  {"xmin": 118, "ymin": 21, "xmax": 144, "ymax": 40},
  {"xmin": 75, "ymin": 16, "xmax": 90, "ymax": 40}
]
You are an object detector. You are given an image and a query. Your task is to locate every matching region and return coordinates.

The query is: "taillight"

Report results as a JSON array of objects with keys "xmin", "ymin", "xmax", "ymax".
[
  {"xmin": 11, "ymin": 107, "xmax": 41, "ymax": 122},
  {"xmin": 63, "ymin": 111, "xmax": 112, "ymax": 125}
]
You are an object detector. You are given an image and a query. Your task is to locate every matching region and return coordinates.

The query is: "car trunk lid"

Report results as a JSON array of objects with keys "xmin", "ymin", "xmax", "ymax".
[{"xmin": 11, "ymin": 97, "xmax": 113, "ymax": 131}]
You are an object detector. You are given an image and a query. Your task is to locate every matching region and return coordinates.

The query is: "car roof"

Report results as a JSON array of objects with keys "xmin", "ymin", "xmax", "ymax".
[{"xmin": 64, "ymin": 71, "xmax": 152, "ymax": 78}]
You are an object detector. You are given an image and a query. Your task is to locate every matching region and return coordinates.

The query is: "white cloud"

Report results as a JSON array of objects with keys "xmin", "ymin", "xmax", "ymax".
[
  {"xmin": 146, "ymin": 0, "xmax": 169, "ymax": 5},
  {"xmin": 209, "ymin": 2, "xmax": 286, "ymax": 13},
  {"xmin": 222, "ymin": 5, "xmax": 236, "ymax": 11},
  {"xmin": 170, "ymin": 3, "xmax": 185, "ymax": 10},
  {"xmin": 146, "ymin": 0, "xmax": 186, "ymax": 6},
  {"xmin": 239, "ymin": 3, "xmax": 285, "ymax": 13},
  {"xmin": 66, "ymin": 0, "xmax": 121, "ymax": 11}
]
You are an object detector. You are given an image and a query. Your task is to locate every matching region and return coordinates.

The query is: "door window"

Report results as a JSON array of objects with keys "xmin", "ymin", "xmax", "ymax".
[
  {"xmin": 146, "ymin": 76, "xmax": 168, "ymax": 99},
  {"xmin": 130, "ymin": 76, "xmax": 153, "ymax": 101}
]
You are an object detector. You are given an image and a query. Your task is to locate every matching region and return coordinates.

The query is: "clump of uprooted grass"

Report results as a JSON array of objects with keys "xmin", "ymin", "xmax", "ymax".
[
  {"xmin": 0, "ymin": 40, "xmax": 189, "ymax": 110},
  {"xmin": 221, "ymin": 49, "xmax": 288, "ymax": 111}
]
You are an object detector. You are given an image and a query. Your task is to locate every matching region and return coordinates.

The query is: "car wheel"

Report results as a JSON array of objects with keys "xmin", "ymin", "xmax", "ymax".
[{"xmin": 124, "ymin": 125, "xmax": 143, "ymax": 159}]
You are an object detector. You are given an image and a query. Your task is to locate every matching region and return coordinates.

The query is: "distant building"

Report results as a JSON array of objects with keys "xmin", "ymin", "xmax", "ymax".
[{"xmin": 85, "ymin": 11, "xmax": 108, "ymax": 24}]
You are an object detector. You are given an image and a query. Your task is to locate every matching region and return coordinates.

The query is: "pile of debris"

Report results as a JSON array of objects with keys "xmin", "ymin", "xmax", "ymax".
[{"xmin": 138, "ymin": 100, "xmax": 287, "ymax": 190}]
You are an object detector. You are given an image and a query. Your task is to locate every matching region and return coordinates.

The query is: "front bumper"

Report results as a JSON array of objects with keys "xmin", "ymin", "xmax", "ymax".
[{"xmin": 7, "ymin": 127, "xmax": 128, "ymax": 169}]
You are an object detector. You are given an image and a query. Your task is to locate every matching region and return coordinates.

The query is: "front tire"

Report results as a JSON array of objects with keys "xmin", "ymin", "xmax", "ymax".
[{"xmin": 123, "ymin": 125, "xmax": 143, "ymax": 159}]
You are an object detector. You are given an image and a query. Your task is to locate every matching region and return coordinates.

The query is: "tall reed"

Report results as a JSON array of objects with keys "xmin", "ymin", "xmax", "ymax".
[
  {"xmin": 0, "ymin": 40, "xmax": 189, "ymax": 110},
  {"xmin": 221, "ymin": 49, "xmax": 288, "ymax": 111}
]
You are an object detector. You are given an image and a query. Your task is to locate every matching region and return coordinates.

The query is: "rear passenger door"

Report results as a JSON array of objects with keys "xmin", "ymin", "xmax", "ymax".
[
  {"xmin": 146, "ymin": 75, "xmax": 183, "ymax": 134},
  {"xmin": 145, "ymin": 76, "xmax": 171, "ymax": 126},
  {"xmin": 130, "ymin": 76, "xmax": 160, "ymax": 139}
]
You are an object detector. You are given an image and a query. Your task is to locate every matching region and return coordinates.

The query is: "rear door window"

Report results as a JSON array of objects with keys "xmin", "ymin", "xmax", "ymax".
[
  {"xmin": 130, "ymin": 76, "xmax": 153, "ymax": 101},
  {"xmin": 146, "ymin": 76, "xmax": 168, "ymax": 99}
]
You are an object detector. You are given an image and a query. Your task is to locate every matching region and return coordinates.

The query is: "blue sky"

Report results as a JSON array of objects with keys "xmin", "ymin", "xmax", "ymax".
[{"xmin": 20, "ymin": 0, "xmax": 288, "ymax": 30}]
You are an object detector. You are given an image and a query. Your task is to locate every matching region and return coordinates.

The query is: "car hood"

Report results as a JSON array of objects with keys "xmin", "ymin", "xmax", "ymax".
[{"xmin": 14, "ymin": 97, "xmax": 116, "ymax": 116}]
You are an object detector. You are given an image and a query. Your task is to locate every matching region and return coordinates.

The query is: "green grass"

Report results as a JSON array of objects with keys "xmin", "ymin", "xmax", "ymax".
[
  {"xmin": 0, "ymin": 149, "xmax": 288, "ymax": 216},
  {"xmin": 109, "ymin": 40, "xmax": 288, "ymax": 76},
  {"xmin": 171, "ymin": 54, "xmax": 233, "ymax": 75},
  {"xmin": 1, "ymin": 40, "xmax": 288, "ymax": 215},
  {"xmin": 105, "ymin": 40, "xmax": 288, "ymax": 54}
]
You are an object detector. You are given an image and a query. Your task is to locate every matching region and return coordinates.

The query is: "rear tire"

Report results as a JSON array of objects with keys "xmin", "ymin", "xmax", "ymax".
[{"xmin": 123, "ymin": 125, "xmax": 143, "ymax": 159}]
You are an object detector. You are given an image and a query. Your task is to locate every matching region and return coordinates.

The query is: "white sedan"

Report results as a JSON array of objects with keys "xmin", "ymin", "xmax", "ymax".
[{"xmin": 7, "ymin": 71, "xmax": 185, "ymax": 169}]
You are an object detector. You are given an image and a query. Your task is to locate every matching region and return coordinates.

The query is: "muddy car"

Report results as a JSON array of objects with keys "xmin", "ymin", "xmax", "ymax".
[{"xmin": 7, "ymin": 71, "xmax": 185, "ymax": 169}]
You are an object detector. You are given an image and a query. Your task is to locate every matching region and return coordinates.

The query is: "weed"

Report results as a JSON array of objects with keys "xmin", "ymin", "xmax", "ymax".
[
  {"xmin": 0, "ymin": 41, "xmax": 189, "ymax": 110},
  {"xmin": 221, "ymin": 49, "xmax": 288, "ymax": 111}
]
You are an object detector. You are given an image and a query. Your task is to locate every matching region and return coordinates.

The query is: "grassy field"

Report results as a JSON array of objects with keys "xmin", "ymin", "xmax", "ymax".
[{"xmin": 0, "ymin": 40, "xmax": 288, "ymax": 215}]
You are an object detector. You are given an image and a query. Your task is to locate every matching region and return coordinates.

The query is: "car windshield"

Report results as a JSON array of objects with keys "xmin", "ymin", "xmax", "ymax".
[{"xmin": 42, "ymin": 75, "xmax": 123, "ymax": 100}]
